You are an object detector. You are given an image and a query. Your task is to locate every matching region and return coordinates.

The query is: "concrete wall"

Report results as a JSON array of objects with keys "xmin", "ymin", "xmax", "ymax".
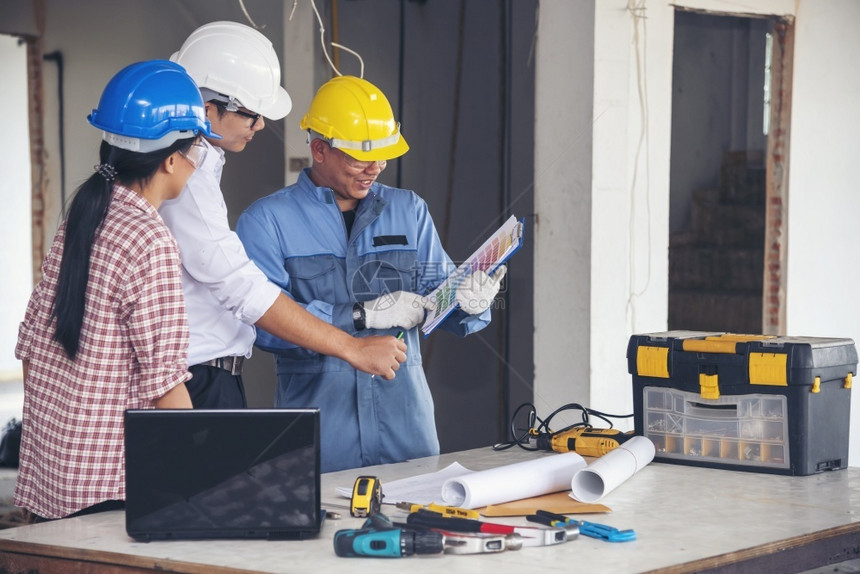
[
  {"xmin": 0, "ymin": 34, "xmax": 32, "ymax": 380},
  {"xmin": 534, "ymin": 0, "xmax": 673, "ymax": 430},
  {"xmin": 535, "ymin": 0, "xmax": 860, "ymax": 465},
  {"xmin": 786, "ymin": 0, "xmax": 860, "ymax": 466},
  {"xmin": 533, "ymin": 1, "xmax": 595, "ymax": 420}
]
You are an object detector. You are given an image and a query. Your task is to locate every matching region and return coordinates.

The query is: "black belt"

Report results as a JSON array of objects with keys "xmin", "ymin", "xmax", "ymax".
[{"xmin": 198, "ymin": 356, "xmax": 245, "ymax": 376}]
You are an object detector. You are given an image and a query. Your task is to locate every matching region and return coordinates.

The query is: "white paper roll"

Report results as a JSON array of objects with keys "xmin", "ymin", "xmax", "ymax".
[
  {"xmin": 570, "ymin": 435, "xmax": 656, "ymax": 503},
  {"xmin": 441, "ymin": 452, "xmax": 587, "ymax": 509}
]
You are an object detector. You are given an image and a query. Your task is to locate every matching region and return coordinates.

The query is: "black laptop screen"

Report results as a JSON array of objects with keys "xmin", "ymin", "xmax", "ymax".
[{"xmin": 124, "ymin": 408, "xmax": 321, "ymax": 541}]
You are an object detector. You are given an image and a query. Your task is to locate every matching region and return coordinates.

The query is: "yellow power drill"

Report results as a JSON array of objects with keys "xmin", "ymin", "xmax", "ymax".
[{"xmin": 532, "ymin": 426, "xmax": 636, "ymax": 457}]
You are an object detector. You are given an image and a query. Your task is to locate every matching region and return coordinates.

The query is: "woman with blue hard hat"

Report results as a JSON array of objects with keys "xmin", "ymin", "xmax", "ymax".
[{"xmin": 14, "ymin": 60, "xmax": 219, "ymax": 521}]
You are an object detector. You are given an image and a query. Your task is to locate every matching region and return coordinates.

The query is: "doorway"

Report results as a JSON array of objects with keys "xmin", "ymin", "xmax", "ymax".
[{"xmin": 668, "ymin": 9, "xmax": 792, "ymax": 335}]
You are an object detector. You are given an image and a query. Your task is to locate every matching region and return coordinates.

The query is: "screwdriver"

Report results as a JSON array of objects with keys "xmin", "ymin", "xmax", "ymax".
[
  {"xmin": 395, "ymin": 502, "xmax": 480, "ymax": 519},
  {"xmin": 407, "ymin": 509, "xmax": 515, "ymax": 535}
]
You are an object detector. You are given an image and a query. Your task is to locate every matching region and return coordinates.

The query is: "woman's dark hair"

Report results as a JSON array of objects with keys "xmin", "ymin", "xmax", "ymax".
[{"xmin": 51, "ymin": 136, "xmax": 195, "ymax": 360}]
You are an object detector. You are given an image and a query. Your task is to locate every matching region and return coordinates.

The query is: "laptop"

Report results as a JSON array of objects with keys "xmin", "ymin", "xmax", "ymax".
[{"xmin": 124, "ymin": 408, "xmax": 322, "ymax": 541}]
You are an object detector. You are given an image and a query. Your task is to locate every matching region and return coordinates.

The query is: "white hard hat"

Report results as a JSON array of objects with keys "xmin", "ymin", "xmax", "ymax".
[{"xmin": 170, "ymin": 21, "xmax": 291, "ymax": 120}]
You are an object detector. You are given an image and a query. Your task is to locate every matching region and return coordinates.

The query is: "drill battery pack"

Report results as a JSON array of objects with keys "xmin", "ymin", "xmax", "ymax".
[{"xmin": 627, "ymin": 331, "xmax": 856, "ymax": 476}]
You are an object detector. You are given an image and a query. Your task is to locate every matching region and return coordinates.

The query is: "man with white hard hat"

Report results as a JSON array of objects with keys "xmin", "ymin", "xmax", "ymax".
[{"xmin": 160, "ymin": 22, "xmax": 406, "ymax": 409}]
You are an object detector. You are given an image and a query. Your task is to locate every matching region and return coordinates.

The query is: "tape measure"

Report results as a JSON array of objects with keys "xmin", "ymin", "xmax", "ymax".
[{"xmin": 350, "ymin": 475, "xmax": 382, "ymax": 518}]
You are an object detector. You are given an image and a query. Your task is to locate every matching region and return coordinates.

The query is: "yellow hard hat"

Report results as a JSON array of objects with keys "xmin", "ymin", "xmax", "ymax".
[{"xmin": 300, "ymin": 75, "xmax": 409, "ymax": 162}]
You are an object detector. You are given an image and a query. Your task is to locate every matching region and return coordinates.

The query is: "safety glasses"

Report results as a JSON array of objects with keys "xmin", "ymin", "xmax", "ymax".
[
  {"xmin": 334, "ymin": 147, "xmax": 387, "ymax": 172},
  {"xmin": 179, "ymin": 139, "xmax": 208, "ymax": 169},
  {"xmin": 211, "ymin": 100, "xmax": 262, "ymax": 129}
]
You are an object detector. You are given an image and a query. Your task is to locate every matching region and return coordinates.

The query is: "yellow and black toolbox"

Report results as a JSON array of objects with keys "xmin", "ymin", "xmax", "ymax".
[{"xmin": 627, "ymin": 331, "xmax": 856, "ymax": 476}]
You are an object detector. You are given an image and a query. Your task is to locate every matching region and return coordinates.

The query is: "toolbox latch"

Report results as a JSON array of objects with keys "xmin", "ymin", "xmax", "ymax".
[
  {"xmin": 699, "ymin": 373, "xmax": 720, "ymax": 399},
  {"xmin": 748, "ymin": 352, "xmax": 788, "ymax": 386},
  {"xmin": 637, "ymin": 346, "xmax": 669, "ymax": 378}
]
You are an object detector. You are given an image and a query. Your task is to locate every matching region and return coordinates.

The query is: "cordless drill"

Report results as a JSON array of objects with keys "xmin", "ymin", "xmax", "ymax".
[
  {"xmin": 533, "ymin": 426, "xmax": 636, "ymax": 457},
  {"xmin": 333, "ymin": 513, "xmax": 444, "ymax": 558},
  {"xmin": 333, "ymin": 527, "xmax": 445, "ymax": 557}
]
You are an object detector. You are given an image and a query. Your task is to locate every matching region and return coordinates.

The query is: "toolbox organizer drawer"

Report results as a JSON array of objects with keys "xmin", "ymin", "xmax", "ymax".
[{"xmin": 643, "ymin": 387, "xmax": 790, "ymax": 469}]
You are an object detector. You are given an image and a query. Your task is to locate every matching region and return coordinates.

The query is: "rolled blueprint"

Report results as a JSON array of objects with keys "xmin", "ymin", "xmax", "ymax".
[
  {"xmin": 441, "ymin": 452, "xmax": 586, "ymax": 509},
  {"xmin": 570, "ymin": 435, "xmax": 655, "ymax": 503}
]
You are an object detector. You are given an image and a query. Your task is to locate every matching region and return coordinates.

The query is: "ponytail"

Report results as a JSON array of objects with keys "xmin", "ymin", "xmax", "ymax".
[{"xmin": 51, "ymin": 137, "xmax": 195, "ymax": 359}]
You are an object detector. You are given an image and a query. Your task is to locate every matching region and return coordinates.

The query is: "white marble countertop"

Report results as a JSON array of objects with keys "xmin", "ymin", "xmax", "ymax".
[{"xmin": 0, "ymin": 446, "xmax": 858, "ymax": 573}]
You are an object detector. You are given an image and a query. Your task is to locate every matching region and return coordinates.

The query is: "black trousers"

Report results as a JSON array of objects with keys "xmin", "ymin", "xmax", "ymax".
[
  {"xmin": 186, "ymin": 364, "xmax": 248, "ymax": 409},
  {"xmin": 30, "ymin": 499, "xmax": 125, "ymax": 523}
]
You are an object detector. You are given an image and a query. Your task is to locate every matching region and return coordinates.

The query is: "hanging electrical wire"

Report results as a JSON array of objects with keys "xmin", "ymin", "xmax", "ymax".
[
  {"xmin": 238, "ymin": 0, "xmax": 265, "ymax": 29},
  {"xmin": 289, "ymin": 0, "xmax": 365, "ymax": 78},
  {"xmin": 228, "ymin": 1, "xmax": 292, "ymax": 145},
  {"xmin": 625, "ymin": 0, "xmax": 653, "ymax": 332}
]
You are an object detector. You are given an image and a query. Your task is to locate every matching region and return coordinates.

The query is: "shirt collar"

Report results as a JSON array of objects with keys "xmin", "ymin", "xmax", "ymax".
[
  {"xmin": 297, "ymin": 167, "xmax": 380, "ymax": 208},
  {"xmin": 112, "ymin": 184, "xmax": 160, "ymax": 219},
  {"xmin": 200, "ymin": 137, "xmax": 226, "ymax": 180}
]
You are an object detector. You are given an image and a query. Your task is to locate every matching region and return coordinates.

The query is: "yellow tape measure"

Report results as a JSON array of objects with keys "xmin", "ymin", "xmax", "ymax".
[{"xmin": 350, "ymin": 475, "xmax": 382, "ymax": 518}]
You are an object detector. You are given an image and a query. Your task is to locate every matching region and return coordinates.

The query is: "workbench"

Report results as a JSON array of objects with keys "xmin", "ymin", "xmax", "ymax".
[{"xmin": 0, "ymin": 446, "xmax": 858, "ymax": 573}]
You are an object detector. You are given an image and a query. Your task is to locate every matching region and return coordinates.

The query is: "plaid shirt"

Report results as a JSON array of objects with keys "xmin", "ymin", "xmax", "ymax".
[{"xmin": 14, "ymin": 185, "xmax": 191, "ymax": 519}]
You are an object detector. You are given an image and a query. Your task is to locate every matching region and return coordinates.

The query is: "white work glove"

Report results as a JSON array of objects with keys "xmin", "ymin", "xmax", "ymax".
[
  {"xmin": 364, "ymin": 291, "xmax": 431, "ymax": 330},
  {"xmin": 455, "ymin": 265, "xmax": 507, "ymax": 315}
]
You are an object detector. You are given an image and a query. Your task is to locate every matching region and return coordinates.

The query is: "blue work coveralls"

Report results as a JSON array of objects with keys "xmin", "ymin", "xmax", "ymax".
[{"xmin": 236, "ymin": 169, "xmax": 491, "ymax": 472}]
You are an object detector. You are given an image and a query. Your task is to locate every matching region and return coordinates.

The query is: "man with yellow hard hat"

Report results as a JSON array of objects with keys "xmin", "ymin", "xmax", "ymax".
[
  {"xmin": 237, "ymin": 75, "xmax": 505, "ymax": 472},
  {"xmin": 161, "ymin": 23, "xmax": 406, "ymax": 410}
]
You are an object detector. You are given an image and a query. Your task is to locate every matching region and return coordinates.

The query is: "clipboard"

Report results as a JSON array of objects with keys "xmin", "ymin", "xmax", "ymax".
[{"xmin": 421, "ymin": 215, "xmax": 525, "ymax": 335}]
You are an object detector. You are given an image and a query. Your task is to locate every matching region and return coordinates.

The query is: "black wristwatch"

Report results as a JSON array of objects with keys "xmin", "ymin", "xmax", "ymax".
[{"xmin": 352, "ymin": 302, "xmax": 366, "ymax": 331}]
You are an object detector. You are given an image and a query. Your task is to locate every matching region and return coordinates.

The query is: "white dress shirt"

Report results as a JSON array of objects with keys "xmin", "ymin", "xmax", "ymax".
[{"xmin": 159, "ymin": 138, "xmax": 280, "ymax": 365}]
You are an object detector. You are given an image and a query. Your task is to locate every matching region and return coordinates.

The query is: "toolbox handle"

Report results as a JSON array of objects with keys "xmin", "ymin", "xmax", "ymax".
[
  {"xmin": 682, "ymin": 335, "xmax": 774, "ymax": 355},
  {"xmin": 687, "ymin": 401, "xmax": 738, "ymax": 418},
  {"xmin": 682, "ymin": 340, "xmax": 739, "ymax": 354}
]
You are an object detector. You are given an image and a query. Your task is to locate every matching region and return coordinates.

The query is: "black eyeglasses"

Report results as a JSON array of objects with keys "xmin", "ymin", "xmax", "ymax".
[{"xmin": 211, "ymin": 100, "xmax": 262, "ymax": 129}]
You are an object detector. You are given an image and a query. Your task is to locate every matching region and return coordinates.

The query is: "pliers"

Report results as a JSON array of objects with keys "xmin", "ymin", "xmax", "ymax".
[{"xmin": 527, "ymin": 509, "xmax": 636, "ymax": 542}]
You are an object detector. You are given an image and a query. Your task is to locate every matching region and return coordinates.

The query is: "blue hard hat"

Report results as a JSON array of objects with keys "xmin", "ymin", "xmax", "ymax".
[{"xmin": 88, "ymin": 59, "xmax": 220, "ymax": 152}]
